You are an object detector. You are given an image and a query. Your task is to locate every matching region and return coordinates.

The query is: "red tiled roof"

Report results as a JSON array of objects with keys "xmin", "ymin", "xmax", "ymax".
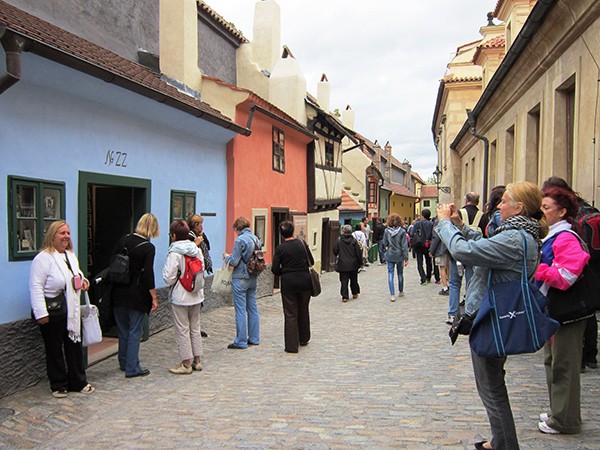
[
  {"xmin": 0, "ymin": 1, "xmax": 248, "ymax": 135},
  {"xmin": 199, "ymin": 1, "xmax": 249, "ymax": 44},
  {"xmin": 473, "ymin": 35, "xmax": 506, "ymax": 62},
  {"xmin": 338, "ymin": 190, "xmax": 364, "ymax": 212},
  {"xmin": 384, "ymin": 182, "xmax": 418, "ymax": 198},
  {"xmin": 442, "ymin": 75, "xmax": 483, "ymax": 83},
  {"xmin": 420, "ymin": 185, "xmax": 438, "ymax": 198}
]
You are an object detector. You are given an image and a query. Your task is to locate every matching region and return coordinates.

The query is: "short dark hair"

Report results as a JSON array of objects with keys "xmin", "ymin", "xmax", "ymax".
[
  {"xmin": 422, "ymin": 209, "xmax": 431, "ymax": 219},
  {"xmin": 170, "ymin": 220, "xmax": 190, "ymax": 241},
  {"xmin": 355, "ymin": 223, "xmax": 362, "ymax": 231},
  {"xmin": 232, "ymin": 216, "xmax": 251, "ymax": 232},
  {"xmin": 279, "ymin": 220, "xmax": 294, "ymax": 239}
]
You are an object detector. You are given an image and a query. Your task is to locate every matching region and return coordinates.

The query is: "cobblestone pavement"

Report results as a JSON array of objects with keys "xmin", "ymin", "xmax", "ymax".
[{"xmin": 1, "ymin": 262, "xmax": 599, "ymax": 449}]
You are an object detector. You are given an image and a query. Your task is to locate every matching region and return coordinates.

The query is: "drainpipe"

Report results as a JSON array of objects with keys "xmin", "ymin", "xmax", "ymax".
[
  {"xmin": 466, "ymin": 109, "xmax": 489, "ymax": 205},
  {"xmin": 0, "ymin": 27, "xmax": 27, "ymax": 95}
]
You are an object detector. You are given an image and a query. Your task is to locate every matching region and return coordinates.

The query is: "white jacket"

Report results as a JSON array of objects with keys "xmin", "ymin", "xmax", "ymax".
[{"xmin": 162, "ymin": 240, "xmax": 204, "ymax": 306}]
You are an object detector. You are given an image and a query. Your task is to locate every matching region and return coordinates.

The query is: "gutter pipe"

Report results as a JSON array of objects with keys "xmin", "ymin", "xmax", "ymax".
[
  {"xmin": 0, "ymin": 27, "xmax": 25, "ymax": 95},
  {"xmin": 466, "ymin": 109, "xmax": 489, "ymax": 205}
]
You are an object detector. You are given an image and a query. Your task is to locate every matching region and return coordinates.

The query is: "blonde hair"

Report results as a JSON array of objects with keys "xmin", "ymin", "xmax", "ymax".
[
  {"xmin": 505, "ymin": 181, "xmax": 548, "ymax": 238},
  {"xmin": 135, "ymin": 213, "xmax": 159, "ymax": 238},
  {"xmin": 41, "ymin": 220, "xmax": 73, "ymax": 252}
]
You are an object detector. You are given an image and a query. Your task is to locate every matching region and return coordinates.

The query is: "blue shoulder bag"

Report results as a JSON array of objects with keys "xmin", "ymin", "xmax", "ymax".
[{"xmin": 469, "ymin": 231, "xmax": 560, "ymax": 358}]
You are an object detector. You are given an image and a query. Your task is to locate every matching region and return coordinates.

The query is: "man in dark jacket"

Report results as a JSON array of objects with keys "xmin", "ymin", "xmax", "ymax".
[
  {"xmin": 372, "ymin": 217, "xmax": 386, "ymax": 264},
  {"xmin": 410, "ymin": 209, "xmax": 434, "ymax": 285},
  {"xmin": 333, "ymin": 224, "xmax": 363, "ymax": 302}
]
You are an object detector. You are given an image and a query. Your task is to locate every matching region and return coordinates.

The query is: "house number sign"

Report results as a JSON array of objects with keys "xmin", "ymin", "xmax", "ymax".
[{"xmin": 105, "ymin": 150, "xmax": 128, "ymax": 167}]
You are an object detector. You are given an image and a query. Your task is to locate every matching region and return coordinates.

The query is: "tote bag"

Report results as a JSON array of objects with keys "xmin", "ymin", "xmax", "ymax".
[
  {"xmin": 81, "ymin": 292, "xmax": 103, "ymax": 347},
  {"xmin": 211, "ymin": 264, "xmax": 232, "ymax": 294},
  {"xmin": 469, "ymin": 231, "xmax": 560, "ymax": 358}
]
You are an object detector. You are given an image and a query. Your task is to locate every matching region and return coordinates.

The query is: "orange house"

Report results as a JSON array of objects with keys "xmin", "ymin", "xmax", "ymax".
[{"xmin": 226, "ymin": 95, "xmax": 314, "ymax": 262}]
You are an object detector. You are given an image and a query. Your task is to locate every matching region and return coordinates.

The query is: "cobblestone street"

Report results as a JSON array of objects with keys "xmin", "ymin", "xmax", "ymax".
[{"xmin": 1, "ymin": 262, "xmax": 599, "ymax": 449}]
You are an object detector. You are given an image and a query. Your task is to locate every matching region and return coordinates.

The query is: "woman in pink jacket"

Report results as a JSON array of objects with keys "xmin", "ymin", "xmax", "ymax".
[{"xmin": 535, "ymin": 186, "xmax": 590, "ymax": 435}]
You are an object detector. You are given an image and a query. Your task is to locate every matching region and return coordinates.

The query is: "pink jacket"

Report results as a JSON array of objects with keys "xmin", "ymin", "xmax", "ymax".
[{"xmin": 535, "ymin": 230, "xmax": 589, "ymax": 290}]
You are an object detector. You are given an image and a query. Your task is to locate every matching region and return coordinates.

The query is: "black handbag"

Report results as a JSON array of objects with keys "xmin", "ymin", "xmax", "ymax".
[
  {"xmin": 45, "ymin": 291, "xmax": 67, "ymax": 318},
  {"xmin": 547, "ymin": 263, "xmax": 600, "ymax": 324},
  {"xmin": 300, "ymin": 239, "xmax": 321, "ymax": 297}
]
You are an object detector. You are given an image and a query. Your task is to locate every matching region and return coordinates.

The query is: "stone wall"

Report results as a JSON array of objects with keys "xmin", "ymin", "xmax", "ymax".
[{"xmin": 0, "ymin": 269, "xmax": 274, "ymax": 398}]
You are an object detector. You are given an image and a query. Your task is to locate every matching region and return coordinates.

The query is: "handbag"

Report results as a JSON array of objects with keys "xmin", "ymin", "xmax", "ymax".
[
  {"xmin": 211, "ymin": 264, "xmax": 233, "ymax": 294},
  {"xmin": 45, "ymin": 291, "xmax": 67, "ymax": 318},
  {"xmin": 469, "ymin": 231, "xmax": 560, "ymax": 358},
  {"xmin": 81, "ymin": 292, "xmax": 103, "ymax": 347},
  {"xmin": 300, "ymin": 239, "xmax": 321, "ymax": 297}
]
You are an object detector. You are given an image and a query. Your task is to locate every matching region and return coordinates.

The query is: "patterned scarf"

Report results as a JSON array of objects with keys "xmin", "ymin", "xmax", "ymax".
[{"xmin": 493, "ymin": 215, "xmax": 542, "ymax": 247}]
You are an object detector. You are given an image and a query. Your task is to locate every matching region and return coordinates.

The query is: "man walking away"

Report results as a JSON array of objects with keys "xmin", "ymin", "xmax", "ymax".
[{"xmin": 410, "ymin": 209, "xmax": 434, "ymax": 285}]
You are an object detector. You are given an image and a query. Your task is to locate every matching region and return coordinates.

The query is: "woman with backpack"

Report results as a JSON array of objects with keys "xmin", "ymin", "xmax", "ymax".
[
  {"xmin": 382, "ymin": 213, "xmax": 409, "ymax": 302},
  {"xmin": 111, "ymin": 213, "xmax": 159, "ymax": 379},
  {"xmin": 223, "ymin": 216, "xmax": 261, "ymax": 349},
  {"xmin": 162, "ymin": 220, "xmax": 204, "ymax": 375},
  {"xmin": 535, "ymin": 186, "xmax": 590, "ymax": 435}
]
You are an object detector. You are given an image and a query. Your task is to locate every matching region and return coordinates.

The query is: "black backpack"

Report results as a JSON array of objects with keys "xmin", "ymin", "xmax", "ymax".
[
  {"xmin": 410, "ymin": 224, "xmax": 425, "ymax": 249},
  {"xmin": 108, "ymin": 237, "xmax": 148, "ymax": 284}
]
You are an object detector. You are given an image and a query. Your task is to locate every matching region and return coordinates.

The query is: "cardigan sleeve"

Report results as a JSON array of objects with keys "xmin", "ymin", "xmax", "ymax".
[{"xmin": 535, "ymin": 232, "xmax": 590, "ymax": 290}]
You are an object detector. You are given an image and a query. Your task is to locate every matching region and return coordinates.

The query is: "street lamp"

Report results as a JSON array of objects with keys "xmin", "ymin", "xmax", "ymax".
[{"xmin": 433, "ymin": 165, "xmax": 442, "ymax": 203}]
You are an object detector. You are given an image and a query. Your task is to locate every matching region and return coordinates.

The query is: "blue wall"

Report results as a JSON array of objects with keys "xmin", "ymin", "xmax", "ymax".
[{"xmin": 0, "ymin": 52, "xmax": 238, "ymax": 323}]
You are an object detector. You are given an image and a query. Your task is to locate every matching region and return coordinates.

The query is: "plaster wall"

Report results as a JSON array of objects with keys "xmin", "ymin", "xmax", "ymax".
[
  {"xmin": 3, "ymin": 0, "xmax": 159, "ymax": 61},
  {"xmin": 0, "ymin": 52, "xmax": 236, "ymax": 324}
]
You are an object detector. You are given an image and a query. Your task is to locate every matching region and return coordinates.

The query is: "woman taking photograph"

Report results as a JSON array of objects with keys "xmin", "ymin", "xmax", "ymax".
[
  {"xmin": 223, "ymin": 216, "xmax": 260, "ymax": 349},
  {"xmin": 271, "ymin": 221, "xmax": 314, "ymax": 353},
  {"xmin": 535, "ymin": 186, "xmax": 589, "ymax": 435},
  {"xmin": 111, "ymin": 213, "xmax": 159, "ymax": 378},
  {"xmin": 29, "ymin": 220, "xmax": 95, "ymax": 398},
  {"xmin": 382, "ymin": 213, "xmax": 409, "ymax": 302},
  {"xmin": 163, "ymin": 220, "xmax": 204, "ymax": 374},
  {"xmin": 436, "ymin": 181, "xmax": 546, "ymax": 450}
]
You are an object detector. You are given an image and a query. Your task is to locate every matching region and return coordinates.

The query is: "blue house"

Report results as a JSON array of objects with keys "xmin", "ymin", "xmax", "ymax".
[{"xmin": 0, "ymin": 2, "xmax": 248, "ymax": 396}]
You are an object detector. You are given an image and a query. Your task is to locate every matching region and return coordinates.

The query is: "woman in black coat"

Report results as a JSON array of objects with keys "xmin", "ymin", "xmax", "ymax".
[
  {"xmin": 333, "ymin": 224, "xmax": 363, "ymax": 302},
  {"xmin": 271, "ymin": 221, "xmax": 314, "ymax": 353},
  {"xmin": 111, "ymin": 213, "xmax": 159, "ymax": 378}
]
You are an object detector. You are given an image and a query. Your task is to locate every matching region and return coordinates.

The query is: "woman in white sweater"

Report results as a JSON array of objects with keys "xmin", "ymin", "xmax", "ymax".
[
  {"xmin": 29, "ymin": 220, "xmax": 95, "ymax": 398},
  {"xmin": 162, "ymin": 220, "xmax": 205, "ymax": 375}
]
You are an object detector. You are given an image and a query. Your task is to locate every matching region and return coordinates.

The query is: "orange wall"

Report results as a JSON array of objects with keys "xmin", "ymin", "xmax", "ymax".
[{"xmin": 226, "ymin": 108, "xmax": 312, "ymax": 261}]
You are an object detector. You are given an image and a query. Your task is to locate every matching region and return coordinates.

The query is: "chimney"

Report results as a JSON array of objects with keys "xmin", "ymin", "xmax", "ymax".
[
  {"xmin": 342, "ymin": 105, "xmax": 354, "ymax": 130},
  {"xmin": 159, "ymin": 0, "xmax": 202, "ymax": 92},
  {"xmin": 252, "ymin": 0, "xmax": 281, "ymax": 73},
  {"xmin": 270, "ymin": 46, "xmax": 307, "ymax": 123},
  {"xmin": 317, "ymin": 73, "xmax": 330, "ymax": 112},
  {"xmin": 401, "ymin": 159, "xmax": 413, "ymax": 189},
  {"xmin": 383, "ymin": 141, "xmax": 392, "ymax": 158}
]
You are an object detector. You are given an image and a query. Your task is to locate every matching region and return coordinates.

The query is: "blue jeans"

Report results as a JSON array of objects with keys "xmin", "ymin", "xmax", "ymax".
[
  {"xmin": 448, "ymin": 260, "xmax": 474, "ymax": 316},
  {"xmin": 113, "ymin": 307, "xmax": 145, "ymax": 376},
  {"xmin": 387, "ymin": 261, "xmax": 404, "ymax": 295},
  {"xmin": 232, "ymin": 277, "xmax": 260, "ymax": 348}
]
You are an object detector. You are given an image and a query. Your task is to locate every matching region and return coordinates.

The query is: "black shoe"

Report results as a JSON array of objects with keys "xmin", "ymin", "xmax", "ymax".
[
  {"xmin": 474, "ymin": 441, "xmax": 491, "ymax": 450},
  {"xmin": 125, "ymin": 368, "xmax": 150, "ymax": 378},
  {"xmin": 227, "ymin": 343, "xmax": 246, "ymax": 349},
  {"xmin": 201, "ymin": 330, "xmax": 208, "ymax": 337},
  {"xmin": 586, "ymin": 361, "xmax": 598, "ymax": 369},
  {"xmin": 248, "ymin": 341, "xmax": 259, "ymax": 346},
  {"xmin": 300, "ymin": 341, "xmax": 309, "ymax": 346}
]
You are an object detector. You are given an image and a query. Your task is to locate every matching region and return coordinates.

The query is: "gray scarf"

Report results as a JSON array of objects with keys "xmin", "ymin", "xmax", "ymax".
[{"xmin": 493, "ymin": 215, "xmax": 542, "ymax": 247}]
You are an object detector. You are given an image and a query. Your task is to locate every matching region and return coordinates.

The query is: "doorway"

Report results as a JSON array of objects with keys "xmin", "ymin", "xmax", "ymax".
[{"xmin": 271, "ymin": 208, "xmax": 290, "ymax": 289}]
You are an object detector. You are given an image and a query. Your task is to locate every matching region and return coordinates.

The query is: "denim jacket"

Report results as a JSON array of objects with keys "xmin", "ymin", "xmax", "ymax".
[
  {"xmin": 436, "ymin": 219, "xmax": 540, "ymax": 315},
  {"xmin": 224, "ymin": 228, "xmax": 260, "ymax": 279}
]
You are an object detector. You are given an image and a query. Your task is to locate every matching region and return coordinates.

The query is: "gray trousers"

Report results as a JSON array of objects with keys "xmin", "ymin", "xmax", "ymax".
[
  {"xmin": 471, "ymin": 349, "xmax": 520, "ymax": 450},
  {"xmin": 544, "ymin": 319, "xmax": 586, "ymax": 433}
]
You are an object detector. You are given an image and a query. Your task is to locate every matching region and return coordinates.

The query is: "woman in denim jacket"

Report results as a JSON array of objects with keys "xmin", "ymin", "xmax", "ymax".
[
  {"xmin": 223, "ymin": 216, "xmax": 260, "ymax": 349},
  {"xmin": 436, "ymin": 181, "xmax": 547, "ymax": 450}
]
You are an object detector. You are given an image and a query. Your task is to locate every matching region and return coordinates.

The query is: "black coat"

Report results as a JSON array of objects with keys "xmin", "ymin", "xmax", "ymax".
[
  {"xmin": 110, "ymin": 234, "xmax": 156, "ymax": 314},
  {"xmin": 333, "ymin": 234, "xmax": 362, "ymax": 272},
  {"xmin": 271, "ymin": 239, "xmax": 314, "ymax": 294}
]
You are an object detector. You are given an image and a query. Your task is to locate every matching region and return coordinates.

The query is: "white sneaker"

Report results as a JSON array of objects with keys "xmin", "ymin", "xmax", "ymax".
[
  {"xmin": 398, "ymin": 292, "xmax": 405, "ymax": 297},
  {"xmin": 539, "ymin": 413, "xmax": 549, "ymax": 422},
  {"xmin": 390, "ymin": 295, "xmax": 396, "ymax": 302},
  {"xmin": 169, "ymin": 363, "xmax": 193, "ymax": 375},
  {"xmin": 538, "ymin": 421, "xmax": 561, "ymax": 434}
]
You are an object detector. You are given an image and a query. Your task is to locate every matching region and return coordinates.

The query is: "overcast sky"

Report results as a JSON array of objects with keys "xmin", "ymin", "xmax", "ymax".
[{"xmin": 204, "ymin": 0, "xmax": 495, "ymax": 181}]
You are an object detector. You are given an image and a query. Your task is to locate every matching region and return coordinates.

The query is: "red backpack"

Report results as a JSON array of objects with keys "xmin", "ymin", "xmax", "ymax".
[
  {"xmin": 574, "ymin": 212, "xmax": 600, "ymax": 262},
  {"xmin": 179, "ymin": 255, "xmax": 204, "ymax": 292}
]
